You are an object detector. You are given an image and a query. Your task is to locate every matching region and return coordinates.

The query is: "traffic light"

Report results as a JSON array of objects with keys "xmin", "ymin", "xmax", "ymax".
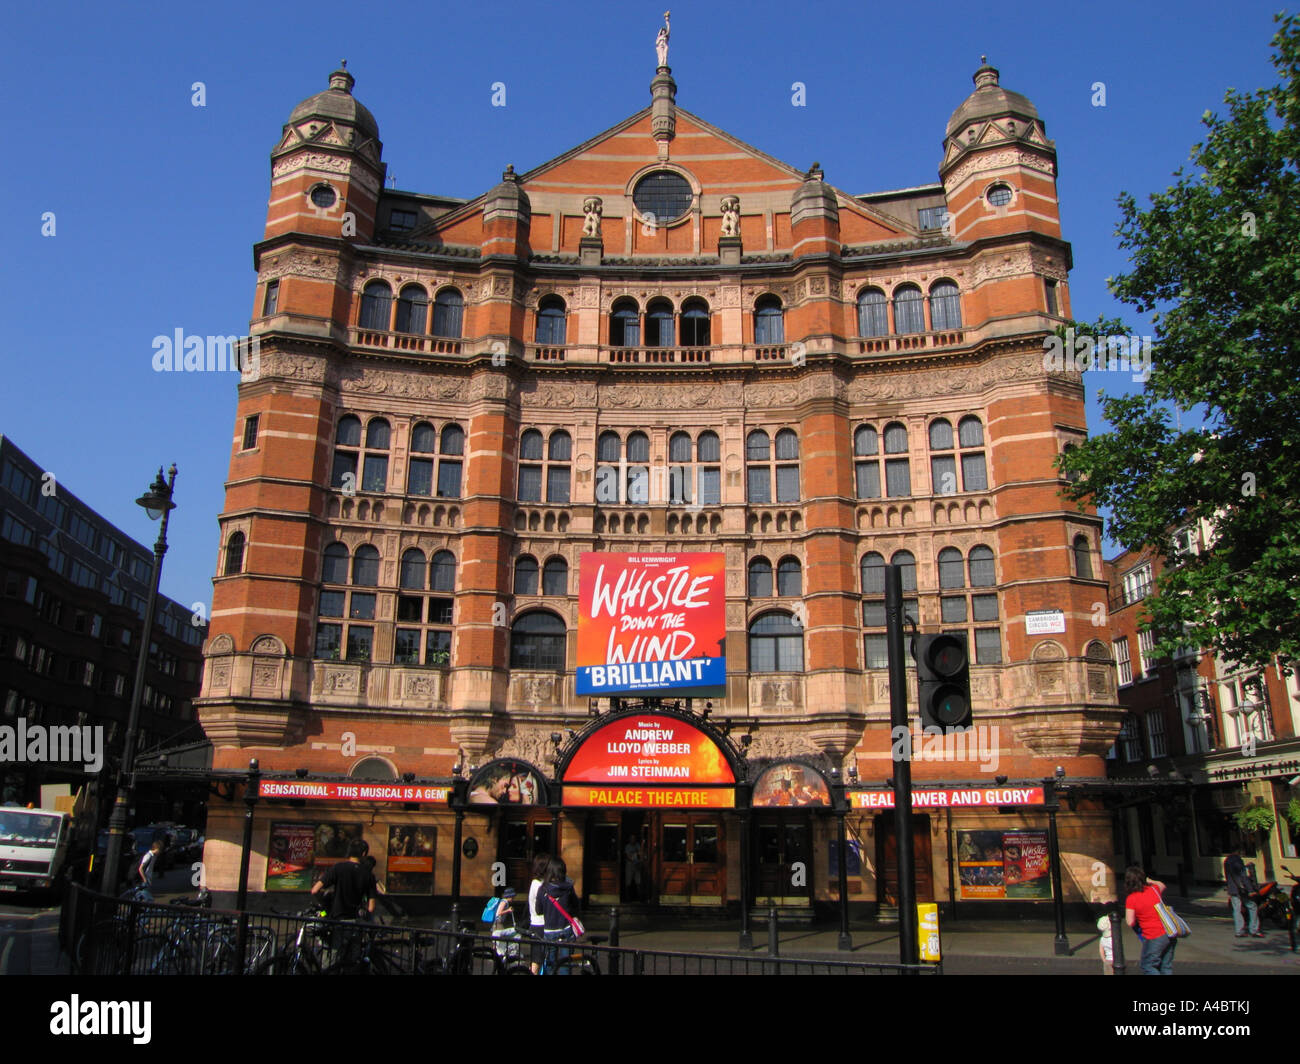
[{"xmin": 913, "ymin": 633, "xmax": 971, "ymax": 730}]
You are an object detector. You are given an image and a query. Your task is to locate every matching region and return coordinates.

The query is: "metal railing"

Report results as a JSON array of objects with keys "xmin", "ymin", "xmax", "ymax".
[{"xmin": 63, "ymin": 885, "xmax": 939, "ymax": 976}]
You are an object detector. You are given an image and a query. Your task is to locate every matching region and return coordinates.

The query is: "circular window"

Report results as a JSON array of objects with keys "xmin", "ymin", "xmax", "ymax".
[
  {"xmin": 310, "ymin": 185, "xmax": 337, "ymax": 209},
  {"xmin": 986, "ymin": 184, "xmax": 1013, "ymax": 207},
  {"xmin": 632, "ymin": 171, "xmax": 693, "ymax": 224}
]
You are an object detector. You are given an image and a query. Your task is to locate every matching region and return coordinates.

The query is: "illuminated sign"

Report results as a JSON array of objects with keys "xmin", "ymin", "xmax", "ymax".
[
  {"xmin": 850, "ymin": 786, "xmax": 1044, "ymax": 809},
  {"xmin": 259, "ymin": 780, "xmax": 449, "ymax": 803},
  {"xmin": 576, "ymin": 552, "xmax": 726, "ymax": 696}
]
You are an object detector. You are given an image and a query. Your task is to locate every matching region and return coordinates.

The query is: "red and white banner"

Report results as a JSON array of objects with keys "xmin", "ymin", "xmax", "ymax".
[
  {"xmin": 850, "ymin": 786, "xmax": 1044, "ymax": 810},
  {"xmin": 259, "ymin": 780, "xmax": 449, "ymax": 803}
]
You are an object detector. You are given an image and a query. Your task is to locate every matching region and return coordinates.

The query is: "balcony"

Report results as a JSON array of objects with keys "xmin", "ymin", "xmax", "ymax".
[
  {"xmin": 604, "ymin": 346, "xmax": 713, "ymax": 365},
  {"xmin": 857, "ymin": 330, "xmax": 965, "ymax": 354},
  {"xmin": 350, "ymin": 327, "xmax": 463, "ymax": 355}
]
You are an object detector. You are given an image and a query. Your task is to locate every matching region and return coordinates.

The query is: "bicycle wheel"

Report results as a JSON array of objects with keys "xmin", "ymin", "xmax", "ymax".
[
  {"xmin": 503, "ymin": 960, "xmax": 534, "ymax": 975},
  {"xmin": 134, "ymin": 934, "xmax": 190, "ymax": 975}
]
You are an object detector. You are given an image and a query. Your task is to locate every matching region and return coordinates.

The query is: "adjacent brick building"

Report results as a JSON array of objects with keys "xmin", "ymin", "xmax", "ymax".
[
  {"xmin": 0, "ymin": 435, "xmax": 206, "ymax": 817},
  {"xmin": 197, "ymin": 45, "xmax": 1128, "ymax": 913},
  {"xmin": 1105, "ymin": 526, "xmax": 1300, "ymax": 886}
]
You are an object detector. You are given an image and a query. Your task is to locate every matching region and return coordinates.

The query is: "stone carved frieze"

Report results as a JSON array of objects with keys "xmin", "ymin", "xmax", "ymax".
[
  {"xmin": 519, "ymin": 379, "xmax": 598, "ymax": 408},
  {"xmin": 944, "ymin": 148, "xmax": 1056, "ymax": 187},
  {"xmin": 257, "ymin": 351, "xmax": 328, "ymax": 383},
  {"xmin": 845, "ymin": 352, "xmax": 1048, "ymax": 402},
  {"xmin": 344, "ymin": 366, "xmax": 469, "ymax": 401},
  {"xmin": 599, "ymin": 382, "xmax": 723, "ymax": 409}
]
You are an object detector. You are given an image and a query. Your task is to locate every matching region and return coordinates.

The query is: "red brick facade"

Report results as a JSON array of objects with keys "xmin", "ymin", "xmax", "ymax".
[{"xmin": 196, "ymin": 58, "xmax": 1127, "ymax": 909}]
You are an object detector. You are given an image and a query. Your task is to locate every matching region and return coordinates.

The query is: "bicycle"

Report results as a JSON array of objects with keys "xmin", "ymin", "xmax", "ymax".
[
  {"xmin": 520, "ymin": 928, "xmax": 604, "ymax": 975},
  {"xmin": 415, "ymin": 922, "xmax": 507, "ymax": 975}
]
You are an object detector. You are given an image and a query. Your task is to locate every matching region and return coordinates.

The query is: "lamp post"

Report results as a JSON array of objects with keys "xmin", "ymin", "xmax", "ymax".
[{"xmin": 99, "ymin": 466, "xmax": 177, "ymax": 893}]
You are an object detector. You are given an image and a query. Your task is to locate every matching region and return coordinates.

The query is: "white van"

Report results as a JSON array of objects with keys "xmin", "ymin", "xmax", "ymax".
[{"xmin": 0, "ymin": 807, "xmax": 72, "ymax": 894}]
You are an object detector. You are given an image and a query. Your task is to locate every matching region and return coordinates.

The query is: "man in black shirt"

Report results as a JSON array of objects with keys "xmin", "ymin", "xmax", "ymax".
[{"xmin": 310, "ymin": 838, "xmax": 376, "ymax": 966}]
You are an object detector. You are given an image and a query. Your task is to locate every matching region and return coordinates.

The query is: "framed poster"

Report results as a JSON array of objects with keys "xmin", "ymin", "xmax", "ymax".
[
  {"xmin": 957, "ymin": 829, "xmax": 1052, "ymax": 899},
  {"xmin": 385, "ymin": 824, "xmax": 436, "ymax": 895}
]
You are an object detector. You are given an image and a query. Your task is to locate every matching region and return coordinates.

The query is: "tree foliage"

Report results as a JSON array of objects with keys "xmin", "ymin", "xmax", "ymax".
[{"xmin": 1059, "ymin": 14, "xmax": 1300, "ymax": 670}]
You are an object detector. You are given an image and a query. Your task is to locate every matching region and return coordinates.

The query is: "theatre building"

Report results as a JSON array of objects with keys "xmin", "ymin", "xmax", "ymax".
[{"xmin": 197, "ymin": 35, "xmax": 1127, "ymax": 916}]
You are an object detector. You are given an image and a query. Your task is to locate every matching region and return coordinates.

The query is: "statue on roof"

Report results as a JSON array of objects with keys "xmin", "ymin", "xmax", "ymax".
[{"xmin": 656, "ymin": 11, "xmax": 670, "ymax": 68}]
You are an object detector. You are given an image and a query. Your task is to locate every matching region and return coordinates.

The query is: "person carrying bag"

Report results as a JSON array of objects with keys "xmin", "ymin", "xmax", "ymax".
[
  {"xmin": 535, "ymin": 856, "xmax": 583, "ymax": 972},
  {"xmin": 1124, "ymin": 865, "xmax": 1181, "ymax": 975}
]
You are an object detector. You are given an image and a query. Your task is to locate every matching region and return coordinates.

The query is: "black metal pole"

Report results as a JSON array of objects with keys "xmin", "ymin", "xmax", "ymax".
[
  {"xmin": 1109, "ymin": 905, "xmax": 1126, "ymax": 975},
  {"xmin": 885, "ymin": 564, "xmax": 917, "ymax": 966},
  {"xmin": 946, "ymin": 806, "xmax": 957, "ymax": 921},
  {"xmin": 233, "ymin": 758, "xmax": 259, "ymax": 975},
  {"xmin": 451, "ymin": 808, "xmax": 464, "ymax": 923},
  {"xmin": 101, "ymin": 466, "xmax": 176, "ymax": 893},
  {"xmin": 738, "ymin": 804, "xmax": 753, "ymax": 949},
  {"xmin": 767, "ymin": 906, "xmax": 779, "ymax": 956},
  {"xmin": 836, "ymin": 805, "xmax": 851, "ymax": 950},
  {"xmin": 1045, "ymin": 779, "xmax": 1069, "ymax": 955}
]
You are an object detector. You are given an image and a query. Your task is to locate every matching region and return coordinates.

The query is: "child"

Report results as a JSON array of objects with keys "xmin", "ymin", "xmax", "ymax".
[
  {"xmin": 491, "ymin": 888, "xmax": 521, "ymax": 961},
  {"xmin": 1097, "ymin": 914, "xmax": 1114, "ymax": 974}
]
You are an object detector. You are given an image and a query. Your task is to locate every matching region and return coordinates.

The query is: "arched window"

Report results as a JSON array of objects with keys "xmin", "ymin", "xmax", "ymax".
[
  {"xmin": 748, "ymin": 557, "xmax": 773, "ymax": 597},
  {"xmin": 611, "ymin": 299, "xmax": 639, "ymax": 347},
  {"xmin": 681, "ymin": 298, "xmax": 711, "ymax": 346},
  {"xmin": 395, "ymin": 284, "xmax": 428, "ymax": 334},
  {"xmin": 669, "ymin": 432, "xmax": 692, "ymax": 463},
  {"xmin": 775, "ymin": 429, "xmax": 799, "ymax": 461},
  {"xmin": 400, "ymin": 549, "xmax": 426, "ymax": 590},
  {"xmin": 521, "ymin": 430, "xmax": 544, "ymax": 460},
  {"xmin": 891, "ymin": 550, "xmax": 917, "ymax": 592},
  {"xmin": 596, "ymin": 431, "xmax": 621, "ymax": 504},
  {"xmin": 536, "ymin": 295, "xmax": 566, "ymax": 345},
  {"xmin": 646, "ymin": 299, "xmax": 674, "ymax": 347},
  {"xmin": 626, "ymin": 432, "xmax": 650, "ymax": 503},
  {"xmin": 748, "ymin": 612, "xmax": 803, "ymax": 672},
  {"xmin": 746, "ymin": 430, "xmax": 770, "ymax": 461},
  {"xmin": 883, "ymin": 422, "xmax": 911, "ymax": 497},
  {"xmin": 546, "ymin": 431, "xmax": 572, "ymax": 504},
  {"xmin": 746, "ymin": 430, "xmax": 771, "ymax": 504},
  {"xmin": 510, "ymin": 610, "xmax": 566, "ymax": 670},
  {"xmin": 968, "ymin": 546, "xmax": 996, "ymax": 587},
  {"xmin": 441, "ymin": 424, "xmax": 464, "ymax": 456},
  {"xmin": 857, "ymin": 287, "xmax": 888, "ymax": 337},
  {"xmin": 411, "ymin": 422, "xmax": 436, "ymax": 454},
  {"xmin": 432, "ymin": 288, "xmax": 464, "ymax": 338},
  {"xmin": 754, "ymin": 295, "xmax": 784, "ymax": 345},
  {"xmin": 937, "ymin": 547, "xmax": 964, "ymax": 589},
  {"xmin": 359, "ymin": 281, "xmax": 392, "ymax": 331},
  {"xmin": 777, "ymin": 557, "xmax": 802, "ymax": 597},
  {"xmin": 322, "ymin": 543, "xmax": 349, "ymax": 584},
  {"xmin": 929, "ymin": 280, "xmax": 962, "ymax": 331},
  {"xmin": 1073, "ymin": 535, "xmax": 1093, "ymax": 580},
  {"xmin": 542, "ymin": 557, "xmax": 568, "ymax": 597},
  {"xmin": 892, "ymin": 284, "xmax": 924, "ymax": 334},
  {"xmin": 854, "ymin": 424, "xmax": 881, "ymax": 499},
  {"xmin": 352, "ymin": 545, "xmax": 380, "ymax": 587},
  {"xmin": 930, "ymin": 419, "xmax": 956, "ymax": 496},
  {"xmin": 514, "ymin": 556, "xmax": 539, "ymax": 596},
  {"xmin": 332, "ymin": 415, "xmax": 361, "ymax": 489},
  {"xmin": 362, "ymin": 419, "xmax": 390, "ymax": 492},
  {"xmin": 518, "ymin": 430, "xmax": 543, "ymax": 502},
  {"xmin": 860, "ymin": 553, "xmax": 885, "ymax": 596},
  {"xmin": 430, "ymin": 550, "xmax": 456, "ymax": 593},
  {"xmin": 957, "ymin": 416, "xmax": 987, "ymax": 491},
  {"xmin": 698, "ymin": 431, "xmax": 720, "ymax": 462},
  {"xmin": 223, "ymin": 532, "xmax": 245, "ymax": 576}
]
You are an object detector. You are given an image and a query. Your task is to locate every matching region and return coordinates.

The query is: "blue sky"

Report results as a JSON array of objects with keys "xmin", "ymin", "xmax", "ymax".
[{"xmin": 0, "ymin": 0, "xmax": 1286, "ymax": 612}]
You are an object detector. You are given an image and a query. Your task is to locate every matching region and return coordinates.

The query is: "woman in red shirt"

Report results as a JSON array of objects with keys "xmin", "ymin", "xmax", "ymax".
[{"xmin": 1125, "ymin": 865, "xmax": 1175, "ymax": 975}]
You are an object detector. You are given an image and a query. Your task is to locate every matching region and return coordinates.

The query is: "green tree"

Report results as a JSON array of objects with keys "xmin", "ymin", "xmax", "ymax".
[{"xmin": 1060, "ymin": 13, "xmax": 1300, "ymax": 670}]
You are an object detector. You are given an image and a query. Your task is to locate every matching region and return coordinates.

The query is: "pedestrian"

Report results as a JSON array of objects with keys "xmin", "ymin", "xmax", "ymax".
[
  {"xmin": 623, "ymin": 836, "xmax": 644, "ymax": 902},
  {"xmin": 311, "ymin": 838, "xmax": 377, "ymax": 966},
  {"xmin": 1223, "ymin": 851, "xmax": 1264, "ymax": 938},
  {"xmin": 490, "ymin": 887, "xmax": 521, "ymax": 961},
  {"xmin": 527, "ymin": 852, "xmax": 550, "ymax": 974},
  {"xmin": 535, "ymin": 856, "xmax": 582, "ymax": 973},
  {"xmin": 1097, "ymin": 913, "xmax": 1114, "ymax": 975},
  {"xmin": 136, "ymin": 839, "xmax": 163, "ymax": 899},
  {"xmin": 1124, "ymin": 865, "xmax": 1175, "ymax": 975}
]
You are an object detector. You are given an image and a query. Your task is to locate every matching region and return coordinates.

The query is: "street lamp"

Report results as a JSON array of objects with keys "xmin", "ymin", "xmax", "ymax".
[{"xmin": 99, "ymin": 465, "xmax": 177, "ymax": 894}]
